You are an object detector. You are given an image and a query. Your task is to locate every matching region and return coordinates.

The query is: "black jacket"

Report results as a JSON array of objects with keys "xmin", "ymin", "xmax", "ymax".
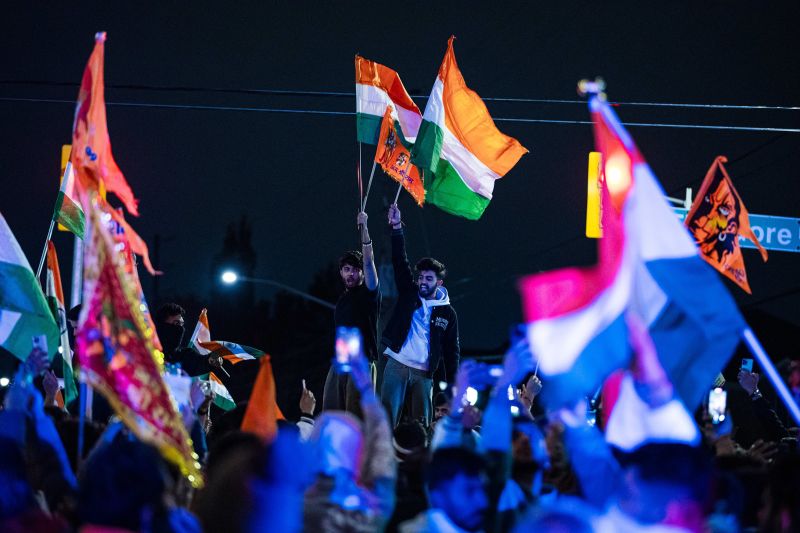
[{"xmin": 381, "ymin": 228, "xmax": 460, "ymax": 384}]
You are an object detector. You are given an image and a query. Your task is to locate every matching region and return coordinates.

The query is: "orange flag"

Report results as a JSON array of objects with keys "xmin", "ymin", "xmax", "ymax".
[
  {"xmin": 375, "ymin": 107, "xmax": 425, "ymax": 206},
  {"xmin": 241, "ymin": 356, "xmax": 285, "ymax": 442},
  {"xmin": 71, "ymin": 32, "xmax": 139, "ymax": 216},
  {"xmin": 684, "ymin": 156, "xmax": 767, "ymax": 293}
]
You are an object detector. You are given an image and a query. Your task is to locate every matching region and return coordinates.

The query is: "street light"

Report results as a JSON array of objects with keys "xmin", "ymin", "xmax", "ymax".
[
  {"xmin": 218, "ymin": 270, "xmax": 335, "ymax": 310},
  {"xmin": 221, "ymin": 270, "xmax": 238, "ymax": 284}
]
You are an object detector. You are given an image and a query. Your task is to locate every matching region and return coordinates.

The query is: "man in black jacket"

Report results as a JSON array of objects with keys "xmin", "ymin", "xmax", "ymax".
[{"xmin": 380, "ymin": 203, "xmax": 460, "ymax": 429}]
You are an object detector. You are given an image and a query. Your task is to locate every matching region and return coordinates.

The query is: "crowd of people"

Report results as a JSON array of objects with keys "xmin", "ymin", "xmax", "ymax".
[{"xmin": 1, "ymin": 205, "xmax": 799, "ymax": 532}]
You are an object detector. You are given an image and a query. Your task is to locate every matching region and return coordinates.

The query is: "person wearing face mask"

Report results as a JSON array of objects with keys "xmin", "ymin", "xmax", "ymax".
[
  {"xmin": 380, "ymin": 204, "xmax": 460, "ymax": 430},
  {"xmin": 155, "ymin": 303, "xmax": 222, "ymax": 376}
]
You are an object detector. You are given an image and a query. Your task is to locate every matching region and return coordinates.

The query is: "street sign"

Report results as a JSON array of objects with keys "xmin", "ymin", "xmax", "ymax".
[{"xmin": 674, "ymin": 208, "xmax": 800, "ymax": 253}]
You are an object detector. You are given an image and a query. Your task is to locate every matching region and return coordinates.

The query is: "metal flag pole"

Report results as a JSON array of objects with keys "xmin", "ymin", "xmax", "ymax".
[{"xmin": 742, "ymin": 327, "xmax": 800, "ymax": 426}]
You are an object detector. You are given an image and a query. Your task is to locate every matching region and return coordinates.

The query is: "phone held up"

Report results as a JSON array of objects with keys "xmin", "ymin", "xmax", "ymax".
[
  {"xmin": 708, "ymin": 387, "xmax": 727, "ymax": 425},
  {"xmin": 334, "ymin": 327, "xmax": 362, "ymax": 373},
  {"xmin": 741, "ymin": 358, "xmax": 754, "ymax": 373}
]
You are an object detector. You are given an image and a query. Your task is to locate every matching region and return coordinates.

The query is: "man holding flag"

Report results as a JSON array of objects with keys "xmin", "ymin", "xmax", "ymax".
[
  {"xmin": 380, "ymin": 204, "xmax": 460, "ymax": 429},
  {"xmin": 322, "ymin": 211, "xmax": 381, "ymax": 417}
]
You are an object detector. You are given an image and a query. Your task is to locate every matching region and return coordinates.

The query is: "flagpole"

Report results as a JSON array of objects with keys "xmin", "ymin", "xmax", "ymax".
[
  {"xmin": 742, "ymin": 327, "xmax": 800, "ymax": 426},
  {"xmin": 361, "ymin": 161, "xmax": 377, "ymax": 212},
  {"xmin": 35, "ymin": 220, "xmax": 56, "ymax": 280},
  {"xmin": 393, "ymin": 182, "xmax": 403, "ymax": 204}
]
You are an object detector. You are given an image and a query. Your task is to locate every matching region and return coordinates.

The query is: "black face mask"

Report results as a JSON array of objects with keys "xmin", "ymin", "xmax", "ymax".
[{"xmin": 156, "ymin": 323, "xmax": 185, "ymax": 355}]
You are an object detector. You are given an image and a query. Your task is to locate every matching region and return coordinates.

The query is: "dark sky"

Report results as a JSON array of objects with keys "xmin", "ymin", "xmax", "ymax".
[{"xmin": 2, "ymin": 2, "xmax": 799, "ymax": 350}]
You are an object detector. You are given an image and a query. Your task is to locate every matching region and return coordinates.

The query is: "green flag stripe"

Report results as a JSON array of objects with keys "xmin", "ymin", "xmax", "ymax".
[{"xmin": 425, "ymin": 158, "xmax": 491, "ymax": 220}]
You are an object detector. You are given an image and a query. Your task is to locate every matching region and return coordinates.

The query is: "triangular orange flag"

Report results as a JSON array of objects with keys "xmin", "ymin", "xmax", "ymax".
[
  {"xmin": 241, "ymin": 356, "xmax": 285, "ymax": 442},
  {"xmin": 684, "ymin": 156, "xmax": 767, "ymax": 293}
]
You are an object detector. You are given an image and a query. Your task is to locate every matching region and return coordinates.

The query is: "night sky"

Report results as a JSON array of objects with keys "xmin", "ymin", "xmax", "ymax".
[{"xmin": 2, "ymin": 2, "xmax": 799, "ymax": 353}]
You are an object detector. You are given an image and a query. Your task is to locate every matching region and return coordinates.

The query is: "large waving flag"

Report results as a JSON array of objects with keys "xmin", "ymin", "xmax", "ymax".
[
  {"xmin": 355, "ymin": 55, "xmax": 422, "ymax": 145},
  {"xmin": 0, "ymin": 214, "xmax": 59, "ymax": 361},
  {"xmin": 412, "ymin": 36, "xmax": 528, "ymax": 220},
  {"xmin": 519, "ymin": 92, "xmax": 744, "ymax": 411},
  {"xmin": 684, "ymin": 156, "xmax": 767, "ymax": 294},
  {"xmin": 71, "ymin": 32, "xmax": 139, "ymax": 216},
  {"xmin": 45, "ymin": 242, "xmax": 78, "ymax": 405},
  {"xmin": 52, "ymin": 161, "xmax": 86, "ymax": 238},
  {"xmin": 77, "ymin": 196, "xmax": 202, "ymax": 487},
  {"xmin": 375, "ymin": 107, "xmax": 425, "ymax": 206}
]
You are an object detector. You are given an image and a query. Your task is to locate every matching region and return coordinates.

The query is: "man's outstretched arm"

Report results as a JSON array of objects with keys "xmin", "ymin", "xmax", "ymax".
[
  {"xmin": 387, "ymin": 204, "xmax": 414, "ymax": 288},
  {"xmin": 358, "ymin": 211, "xmax": 379, "ymax": 291}
]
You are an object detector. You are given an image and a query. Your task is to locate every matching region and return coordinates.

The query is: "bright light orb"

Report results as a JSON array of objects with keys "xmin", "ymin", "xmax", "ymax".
[
  {"xmin": 221, "ymin": 271, "xmax": 238, "ymax": 284},
  {"xmin": 0, "ymin": 377, "xmax": 10, "ymax": 387}
]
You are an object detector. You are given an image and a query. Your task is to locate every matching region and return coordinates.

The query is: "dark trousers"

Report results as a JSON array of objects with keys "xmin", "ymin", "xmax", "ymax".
[
  {"xmin": 322, "ymin": 367, "xmax": 363, "ymax": 419},
  {"xmin": 380, "ymin": 356, "xmax": 432, "ymax": 429}
]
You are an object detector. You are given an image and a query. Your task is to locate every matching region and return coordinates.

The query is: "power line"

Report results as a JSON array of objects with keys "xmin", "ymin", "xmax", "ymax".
[
  {"xmin": 2, "ymin": 96, "xmax": 799, "ymax": 134},
  {"xmin": 1, "ymin": 79, "xmax": 799, "ymax": 111}
]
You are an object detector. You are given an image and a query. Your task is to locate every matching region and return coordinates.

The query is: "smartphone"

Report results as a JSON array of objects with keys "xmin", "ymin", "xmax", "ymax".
[
  {"xmin": 334, "ymin": 327, "xmax": 361, "ymax": 373},
  {"xmin": 708, "ymin": 387, "xmax": 727, "ymax": 424},
  {"xmin": 32, "ymin": 334, "xmax": 48, "ymax": 354},
  {"xmin": 741, "ymin": 358, "xmax": 754, "ymax": 373},
  {"xmin": 465, "ymin": 386, "xmax": 479, "ymax": 406}
]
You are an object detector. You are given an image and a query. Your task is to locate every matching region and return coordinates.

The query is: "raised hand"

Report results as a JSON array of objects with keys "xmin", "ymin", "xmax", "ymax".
[
  {"xmin": 299, "ymin": 380, "xmax": 316, "ymax": 415},
  {"xmin": 388, "ymin": 204, "xmax": 402, "ymax": 228}
]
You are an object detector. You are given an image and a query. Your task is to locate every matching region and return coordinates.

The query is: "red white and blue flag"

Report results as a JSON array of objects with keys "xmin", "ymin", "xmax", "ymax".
[{"xmin": 519, "ymin": 94, "xmax": 744, "ymax": 411}]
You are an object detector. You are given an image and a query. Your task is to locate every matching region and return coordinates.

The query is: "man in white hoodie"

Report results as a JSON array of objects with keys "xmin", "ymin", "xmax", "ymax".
[{"xmin": 380, "ymin": 204, "xmax": 460, "ymax": 429}]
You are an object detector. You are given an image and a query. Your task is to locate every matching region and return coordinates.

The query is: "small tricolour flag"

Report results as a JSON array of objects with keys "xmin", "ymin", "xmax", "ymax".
[
  {"xmin": 198, "ymin": 372, "xmax": 236, "ymax": 411},
  {"xmin": 355, "ymin": 55, "xmax": 422, "ymax": 145},
  {"xmin": 45, "ymin": 241, "xmax": 78, "ymax": 405},
  {"xmin": 189, "ymin": 308, "xmax": 211, "ymax": 355},
  {"xmin": 52, "ymin": 161, "xmax": 86, "ymax": 239},
  {"xmin": 198, "ymin": 340, "xmax": 265, "ymax": 365},
  {"xmin": 412, "ymin": 36, "xmax": 528, "ymax": 220},
  {"xmin": 0, "ymin": 214, "xmax": 59, "ymax": 362}
]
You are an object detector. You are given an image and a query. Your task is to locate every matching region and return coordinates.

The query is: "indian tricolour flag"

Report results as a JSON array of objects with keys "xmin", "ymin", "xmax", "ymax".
[
  {"xmin": 52, "ymin": 161, "xmax": 86, "ymax": 238},
  {"xmin": 519, "ymin": 93, "xmax": 744, "ymax": 411},
  {"xmin": 46, "ymin": 241, "xmax": 78, "ymax": 404},
  {"xmin": 189, "ymin": 308, "xmax": 211, "ymax": 355},
  {"xmin": 411, "ymin": 36, "xmax": 528, "ymax": 220},
  {"xmin": 0, "ymin": 213, "xmax": 59, "ymax": 361},
  {"xmin": 198, "ymin": 372, "xmax": 236, "ymax": 411},
  {"xmin": 355, "ymin": 55, "xmax": 422, "ymax": 145},
  {"xmin": 199, "ymin": 340, "xmax": 265, "ymax": 365}
]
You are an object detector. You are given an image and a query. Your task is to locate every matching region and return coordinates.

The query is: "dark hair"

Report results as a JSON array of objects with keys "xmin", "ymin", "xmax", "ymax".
[
  {"xmin": 339, "ymin": 250, "xmax": 364, "ymax": 270},
  {"xmin": 415, "ymin": 257, "xmax": 446, "ymax": 280},
  {"xmin": 67, "ymin": 304, "xmax": 82, "ymax": 322},
  {"xmin": 434, "ymin": 392, "xmax": 451, "ymax": 408},
  {"xmin": 426, "ymin": 447, "xmax": 486, "ymax": 490},
  {"xmin": 394, "ymin": 421, "xmax": 428, "ymax": 452},
  {"xmin": 155, "ymin": 302, "xmax": 185, "ymax": 324},
  {"xmin": 615, "ymin": 443, "xmax": 711, "ymax": 502}
]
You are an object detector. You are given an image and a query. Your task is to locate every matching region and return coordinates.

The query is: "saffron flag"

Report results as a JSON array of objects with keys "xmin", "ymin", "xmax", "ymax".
[
  {"xmin": 241, "ymin": 356, "xmax": 285, "ymax": 441},
  {"xmin": 375, "ymin": 108, "xmax": 425, "ymax": 206},
  {"xmin": 412, "ymin": 36, "xmax": 528, "ymax": 220},
  {"xmin": 0, "ymin": 214, "xmax": 59, "ymax": 362},
  {"xmin": 52, "ymin": 161, "xmax": 86, "ymax": 238},
  {"xmin": 189, "ymin": 308, "xmax": 211, "ymax": 355},
  {"xmin": 198, "ymin": 340, "xmax": 266, "ymax": 365},
  {"xmin": 45, "ymin": 242, "xmax": 78, "ymax": 405},
  {"xmin": 71, "ymin": 32, "xmax": 139, "ymax": 216},
  {"xmin": 519, "ymin": 93, "xmax": 744, "ymax": 411},
  {"xmin": 684, "ymin": 156, "xmax": 767, "ymax": 294},
  {"xmin": 76, "ymin": 196, "xmax": 202, "ymax": 487},
  {"xmin": 355, "ymin": 55, "xmax": 422, "ymax": 145}
]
